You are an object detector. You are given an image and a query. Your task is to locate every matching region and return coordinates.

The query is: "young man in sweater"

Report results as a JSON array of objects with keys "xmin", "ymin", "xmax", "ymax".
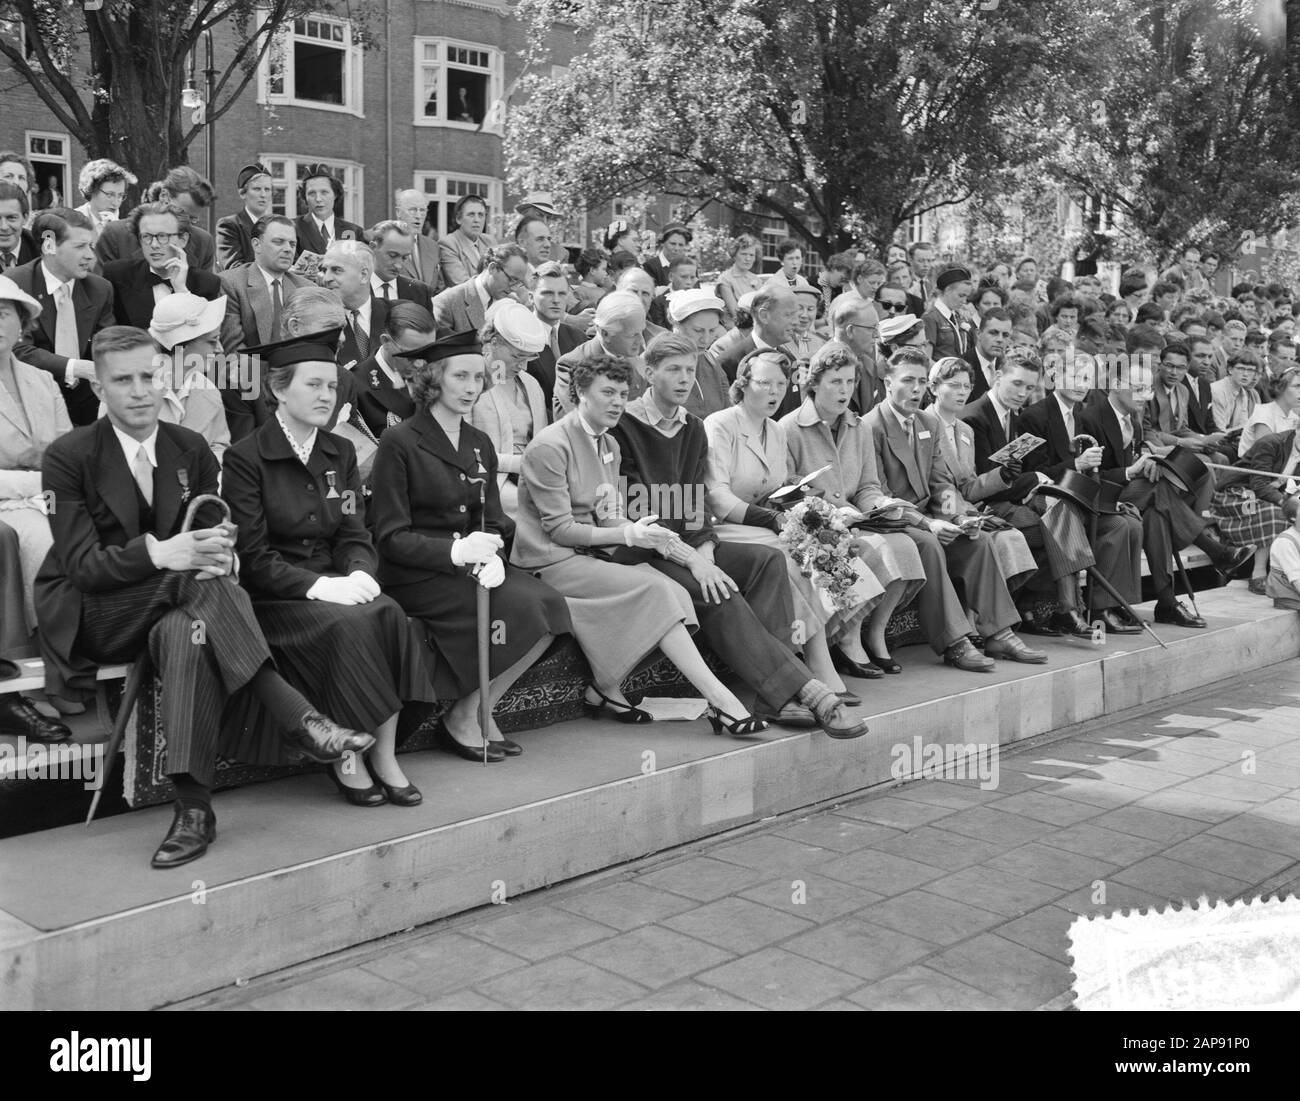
[{"xmin": 607, "ymin": 332, "xmax": 868, "ymax": 738}]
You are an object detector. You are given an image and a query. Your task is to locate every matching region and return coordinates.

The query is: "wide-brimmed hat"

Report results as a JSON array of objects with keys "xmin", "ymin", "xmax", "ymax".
[
  {"xmin": 668, "ymin": 288, "xmax": 725, "ymax": 324},
  {"xmin": 0, "ymin": 275, "xmax": 42, "ymax": 326},
  {"xmin": 514, "ymin": 192, "xmax": 560, "ymax": 218},
  {"xmin": 879, "ymin": 313, "xmax": 921, "ymax": 343},
  {"xmin": 148, "ymin": 293, "xmax": 227, "ymax": 350}
]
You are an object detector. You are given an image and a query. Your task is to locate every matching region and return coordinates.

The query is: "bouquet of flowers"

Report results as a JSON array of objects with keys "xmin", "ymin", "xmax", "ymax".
[{"xmin": 779, "ymin": 496, "xmax": 878, "ymax": 615}]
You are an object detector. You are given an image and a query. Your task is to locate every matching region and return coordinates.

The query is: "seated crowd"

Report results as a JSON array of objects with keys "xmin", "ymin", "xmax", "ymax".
[{"xmin": 2, "ymin": 153, "xmax": 1299, "ymax": 872}]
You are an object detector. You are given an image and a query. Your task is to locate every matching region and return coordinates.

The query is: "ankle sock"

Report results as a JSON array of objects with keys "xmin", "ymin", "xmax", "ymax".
[{"xmin": 169, "ymin": 773, "xmax": 211, "ymax": 811}]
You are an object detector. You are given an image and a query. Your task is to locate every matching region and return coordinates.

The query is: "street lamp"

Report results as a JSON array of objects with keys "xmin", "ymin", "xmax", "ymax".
[{"xmin": 184, "ymin": 29, "xmax": 217, "ymax": 234}]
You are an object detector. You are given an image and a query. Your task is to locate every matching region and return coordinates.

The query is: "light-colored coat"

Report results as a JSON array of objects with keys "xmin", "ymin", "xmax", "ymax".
[
  {"xmin": 931, "ymin": 411, "xmax": 1007, "ymax": 516},
  {"xmin": 702, "ymin": 403, "xmax": 789, "ymax": 521},
  {"xmin": 219, "ymin": 265, "xmax": 313, "ymax": 352},
  {"xmin": 0, "ymin": 357, "xmax": 70, "ymax": 494},
  {"xmin": 402, "ymin": 233, "xmax": 445, "ymax": 292},
  {"xmin": 438, "ymin": 229, "xmax": 496, "ymax": 288},
  {"xmin": 431, "ymin": 277, "xmax": 488, "ymax": 337},
  {"xmin": 862, "ymin": 402, "xmax": 959, "ymax": 512},
  {"xmin": 778, "ymin": 397, "xmax": 889, "ymax": 514},
  {"xmin": 470, "ymin": 369, "xmax": 548, "ymax": 513},
  {"xmin": 512, "ymin": 409, "xmax": 624, "ymax": 569}
]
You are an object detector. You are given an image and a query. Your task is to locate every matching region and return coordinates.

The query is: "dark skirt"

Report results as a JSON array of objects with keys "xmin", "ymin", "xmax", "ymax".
[
  {"xmin": 220, "ymin": 593, "xmax": 439, "ymax": 765},
  {"xmin": 1211, "ymin": 485, "xmax": 1289, "ymax": 547},
  {"xmin": 386, "ymin": 565, "xmax": 572, "ymax": 698}
]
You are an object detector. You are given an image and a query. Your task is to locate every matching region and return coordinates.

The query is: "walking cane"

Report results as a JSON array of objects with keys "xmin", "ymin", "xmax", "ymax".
[
  {"xmin": 87, "ymin": 493, "xmax": 233, "ymax": 824},
  {"xmin": 1172, "ymin": 540, "xmax": 1203, "ymax": 620},
  {"xmin": 466, "ymin": 450, "xmax": 492, "ymax": 767},
  {"xmin": 1084, "ymin": 566, "xmax": 1169, "ymax": 650}
]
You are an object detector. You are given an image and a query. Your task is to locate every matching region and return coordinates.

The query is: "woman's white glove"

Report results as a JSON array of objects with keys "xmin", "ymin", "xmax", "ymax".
[
  {"xmin": 475, "ymin": 555, "xmax": 505, "ymax": 589},
  {"xmin": 451, "ymin": 531, "xmax": 504, "ymax": 566},
  {"xmin": 347, "ymin": 571, "xmax": 381, "ymax": 600},
  {"xmin": 307, "ymin": 576, "xmax": 366, "ymax": 604}
]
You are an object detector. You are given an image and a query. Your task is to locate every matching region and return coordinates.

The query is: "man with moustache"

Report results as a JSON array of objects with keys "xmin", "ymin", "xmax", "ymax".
[{"xmin": 922, "ymin": 264, "xmax": 977, "ymax": 359}]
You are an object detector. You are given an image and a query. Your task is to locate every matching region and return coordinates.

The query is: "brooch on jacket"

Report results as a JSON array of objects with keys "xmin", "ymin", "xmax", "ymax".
[
  {"xmin": 324, "ymin": 470, "xmax": 340, "ymax": 499},
  {"xmin": 370, "ymin": 369, "xmax": 380, "ymax": 389},
  {"xmin": 177, "ymin": 469, "xmax": 191, "ymax": 505}
]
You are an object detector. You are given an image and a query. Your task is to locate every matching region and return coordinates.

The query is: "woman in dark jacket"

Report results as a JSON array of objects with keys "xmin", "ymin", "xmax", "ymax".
[
  {"xmin": 221, "ymin": 333, "xmax": 438, "ymax": 806},
  {"xmin": 369, "ymin": 332, "xmax": 571, "ymax": 762}
]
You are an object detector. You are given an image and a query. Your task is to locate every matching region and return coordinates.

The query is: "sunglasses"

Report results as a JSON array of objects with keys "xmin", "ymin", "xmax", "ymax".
[{"xmin": 877, "ymin": 301, "xmax": 907, "ymax": 313}]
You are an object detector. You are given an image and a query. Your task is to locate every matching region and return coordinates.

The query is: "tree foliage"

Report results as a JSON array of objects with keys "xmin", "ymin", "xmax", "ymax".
[
  {"xmin": 0, "ymin": 0, "xmax": 370, "ymax": 189},
  {"xmin": 508, "ymin": 0, "xmax": 1096, "ymax": 256}
]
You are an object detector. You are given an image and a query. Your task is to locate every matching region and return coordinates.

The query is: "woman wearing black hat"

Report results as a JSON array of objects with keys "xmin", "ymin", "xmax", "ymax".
[
  {"xmin": 370, "ymin": 333, "xmax": 572, "ymax": 761},
  {"xmin": 221, "ymin": 333, "xmax": 440, "ymax": 806}
]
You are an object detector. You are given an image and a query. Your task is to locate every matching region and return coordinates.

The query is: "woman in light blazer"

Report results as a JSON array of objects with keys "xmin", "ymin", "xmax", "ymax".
[
  {"xmin": 437, "ymin": 195, "xmax": 496, "ymax": 288},
  {"xmin": 470, "ymin": 300, "xmax": 550, "ymax": 517},
  {"xmin": 775, "ymin": 344, "xmax": 928, "ymax": 675},
  {"xmin": 513, "ymin": 354, "xmax": 765, "ymax": 731},
  {"xmin": 927, "ymin": 357, "xmax": 1037, "ymax": 588}
]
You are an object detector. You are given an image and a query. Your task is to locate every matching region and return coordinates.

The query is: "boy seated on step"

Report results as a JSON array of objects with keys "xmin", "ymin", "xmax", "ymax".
[{"xmin": 1265, "ymin": 497, "xmax": 1300, "ymax": 610}]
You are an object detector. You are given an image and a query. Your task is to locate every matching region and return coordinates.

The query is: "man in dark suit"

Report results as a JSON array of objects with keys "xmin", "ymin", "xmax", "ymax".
[
  {"xmin": 961, "ymin": 358, "xmax": 1101, "ymax": 635},
  {"xmin": 922, "ymin": 264, "xmax": 977, "ymax": 360},
  {"xmin": 102, "ymin": 202, "xmax": 223, "ymax": 330},
  {"xmin": 713, "ymin": 283, "xmax": 799, "ymax": 383},
  {"xmin": 318, "ymin": 240, "xmax": 387, "ymax": 370},
  {"xmin": 35, "ymin": 326, "xmax": 373, "ymax": 867},
  {"xmin": 528, "ymin": 261, "xmax": 584, "ymax": 417},
  {"xmin": 218, "ymin": 215, "xmax": 312, "ymax": 353},
  {"xmin": 367, "ymin": 220, "xmax": 434, "ymax": 310},
  {"xmin": 1017, "ymin": 355, "xmax": 1145, "ymax": 635},
  {"xmin": 293, "ymin": 164, "xmax": 365, "ymax": 260},
  {"xmin": 1143, "ymin": 340, "xmax": 1231, "ymax": 465},
  {"xmin": 1184, "ymin": 333, "xmax": 1223, "ymax": 435},
  {"xmin": 0, "ymin": 182, "xmax": 39, "ymax": 270},
  {"xmin": 95, "ymin": 167, "xmax": 218, "ymax": 272},
  {"xmin": 963, "ymin": 307, "xmax": 1012, "ymax": 400},
  {"xmin": 1079, "ymin": 379, "xmax": 1253, "ymax": 628},
  {"xmin": 864, "ymin": 348, "xmax": 1045, "ymax": 671},
  {"xmin": 10, "ymin": 207, "xmax": 115, "ymax": 426},
  {"xmin": 215, "ymin": 163, "xmax": 274, "ymax": 271},
  {"xmin": 350, "ymin": 301, "xmax": 435, "ymax": 443}
]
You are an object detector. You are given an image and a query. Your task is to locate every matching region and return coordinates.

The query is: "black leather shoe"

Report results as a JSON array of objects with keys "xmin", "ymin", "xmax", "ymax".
[
  {"xmin": 1049, "ymin": 609, "xmax": 1094, "ymax": 638},
  {"xmin": 1098, "ymin": 609, "xmax": 1142, "ymax": 635},
  {"xmin": 437, "ymin": 725, "xmax": 506, "ymax": 762},
  {"xmin": 1212, "ymin": 544, "xmax": 1255, "ymax": 581},
  {"xmin": 490, "ymin": 738, "xmax": 523, "ymax": 757},
  {"xmin": 1016, "ymin": 608, "xmax": 1063, "ymax": 636},
  {"xmin": 151, "ymin": 804, "xmax": 216, "ymax": 869},
  {"xmin": 0, "ymin": 694, "xmax": 72, "ymax": 742},
  {"xmin": 1154, "ymin": 601, "xmax": 1206, "ymax": 628},
  {"xmin": 829, "ymin": 644, "xmax": 884, "ymax": 680},
  {"xmin": 283, "ymin": 712, "xmax": 375, "ymax": 764}
]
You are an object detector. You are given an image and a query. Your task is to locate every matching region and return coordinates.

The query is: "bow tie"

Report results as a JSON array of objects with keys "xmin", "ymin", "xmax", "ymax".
[{"xmin": 149, "ymin": 272, "xmax": 175, "ymax": 288}]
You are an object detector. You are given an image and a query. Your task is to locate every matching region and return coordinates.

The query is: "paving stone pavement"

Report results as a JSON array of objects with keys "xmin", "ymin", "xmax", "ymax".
[{"xmin": 181, "ymin": 663, "xmax": 1300, "ymax": 1011}]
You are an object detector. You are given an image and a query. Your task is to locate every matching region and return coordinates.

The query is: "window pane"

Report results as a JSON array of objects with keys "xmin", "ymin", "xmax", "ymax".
[
  {"xmin": 294, "ymin": 40, "xmax": 345, "ymax": 104},
  {"xmin": 446, "ymin": 68, "xmax": 487, "ymax": 124},
  {"xmin": 422, "ymin": 65, "xmax": 439, "ymax": 116}
]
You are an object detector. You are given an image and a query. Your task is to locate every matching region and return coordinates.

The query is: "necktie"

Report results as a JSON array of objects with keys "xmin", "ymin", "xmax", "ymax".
[
  {"xmin": 134, "ymin": 445, "xmax": 154, "ymax": 506},
  {"xmin": 350, "ymin": 309, "xmax": 369, "ymax": 359},
  {"xmin": 54, "ymin": 283, "xmax": 80, "ymax": 359},
  {"xmin": 1003, "ymin": 410, "xmax": 1013, "ymax": 443},
  {"xmin": 270, "ymin": 278, "xmax": 283, "ymax": 342},
  {"xmin": 1120, "ymin": 414, "xmax": 1133, "ymax": 449},
  {"xmin": 1, "ymin": 251, "xmax": 13, "ymax": 269},
  {"xmin": 549, "ymin": 325, "xmax": 561, "ymax": 359},
  {"xmin": 382, "ymin": 282, "xmax": 394, "ymax": 303},
  {"xmin": 320, "ymin": 222, "xmax": 331, "ymax": 247},
  {"xmin": 1168, "ymin": 387, "xmax": 1180, "ymax": 428}
]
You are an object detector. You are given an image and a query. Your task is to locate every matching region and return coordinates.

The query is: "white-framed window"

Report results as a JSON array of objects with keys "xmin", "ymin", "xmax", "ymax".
[
  {"xmin": 906, "ymin": 212, "xmax": 932, "ymax": 246},
  {"xmin": 259, "ymin": 13, "xmax": 363, "ymax": 116},
  {"xmin": 259, "ymin": 155, "xmax": 364, "ymax": 222},
  {"xmin": 756, "ymin": 219, "xmax": 821, "ymax": 278},
  {"xmin": 412, "ymin": 172, "xmax": 503, "ymax": 238},
  {"xmin": 413, "ymin": 38, "xmax": 505, "ymax": 132},
  {"xmin": 26, "ymin": 131, "xmax": 70, "ymax": 209}
]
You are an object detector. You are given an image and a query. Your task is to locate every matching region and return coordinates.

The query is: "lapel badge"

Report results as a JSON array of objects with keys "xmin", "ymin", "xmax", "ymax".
[
  {"xmin": 370, "ymin": 369, "xmax": 380, "ymax": 389},
  {"xmin": 177, "ymin": 468, "xmax": 191, "ymax": 505},
  {"xmin": 474, "ymin": 446, "xmax": 488, "ymax": 476},
  {"xmin": 324, "ymin": 470, "xmax": 340, "ymax": 499}
]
